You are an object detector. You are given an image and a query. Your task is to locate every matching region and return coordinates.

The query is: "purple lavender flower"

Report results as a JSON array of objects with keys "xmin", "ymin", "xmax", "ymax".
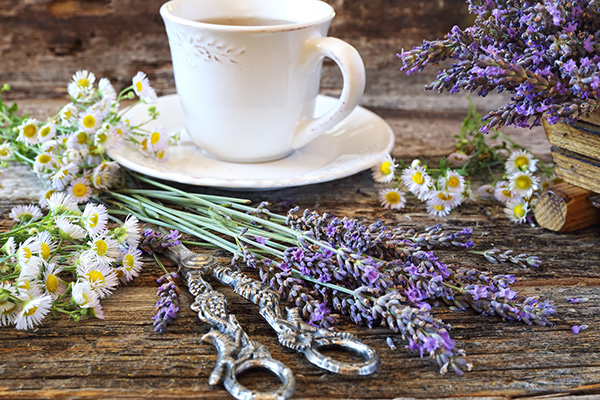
[
  {"xmin": 152, "ymin": 272, "xmax": 181, "ymax": 333},
  {"xmin": 140, "ymin": 229, "xmax": 182, "ymax": 254}
]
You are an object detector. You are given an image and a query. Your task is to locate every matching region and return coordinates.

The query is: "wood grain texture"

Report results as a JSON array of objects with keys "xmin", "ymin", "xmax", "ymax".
[
  {"xmin": 0, "ymin": 101, "xmax": 598, "ymax": 399},
  {"xmin": 534, "ymin": 182, "xmax": 600, "ymax": 232},
  {"xmin": 551, "ymin": 146, "xmax": 600, "ymax": 194}
]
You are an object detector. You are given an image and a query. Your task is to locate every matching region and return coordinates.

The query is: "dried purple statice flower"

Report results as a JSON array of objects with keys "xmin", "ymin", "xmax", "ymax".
[
  {"xmin": 398, "ymin": 0, "xmax": 600, "ymax": 131},
  {"xmin": 152, "ymin": 271, "xmax": 181, "ymax": 333}
]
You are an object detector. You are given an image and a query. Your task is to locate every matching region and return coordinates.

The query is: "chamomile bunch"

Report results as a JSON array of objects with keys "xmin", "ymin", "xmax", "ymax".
[
  {"xmin": 0, "ymin": 194, "xmax": 142, "ymax": 330},
  {"xmin": 0, "ymin": 71, "xmax": 179, "ymax": 203}
]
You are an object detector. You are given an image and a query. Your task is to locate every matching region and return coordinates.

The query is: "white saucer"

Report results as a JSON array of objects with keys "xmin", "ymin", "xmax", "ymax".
[{"xmin": 109, "ymin": 94, "xmax": 394, "ymax": 190}]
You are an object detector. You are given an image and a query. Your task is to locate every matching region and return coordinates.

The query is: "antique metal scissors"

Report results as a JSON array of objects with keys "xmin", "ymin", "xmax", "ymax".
[{"xmin": 164, "ymin": 243, "xmax": 380, "ymax": 400}]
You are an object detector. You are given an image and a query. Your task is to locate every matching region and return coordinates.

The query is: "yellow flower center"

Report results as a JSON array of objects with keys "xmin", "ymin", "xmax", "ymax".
[
  {"xmin": 115, "ymin": 269, "xmax": 124, "ymax": 280},
  {"xmin": 116, "ymin": 127, "xmax": 123, "ymax": 137},
  {"xmin": 22, "ymin": 247, "xmax": 32, "ymax": 261},
  {"xmin": 63, "ymin": 109, "xmax": 72, "ymax": 119},
  {"xmin": 150, "ymin": 131, "xmax": 161, "ymax": 145},
  {"xmin": 135, "ymin": 81, "xmax": 143, "ymax": 92},
  {"xmin": 46, "ymin": 274, "xmax": 59, "ymax": 293},
  {"xmin": 123, "ymin": 254, "xmax": 135, "ymax": 270},
  {"xmin": 38, "ymin": 154, "xmax": 52, "ymax": 164},
  {"xmin": 513, "ymin": 204, "xmax": 526, "ymax": 219},
  {"xmin": 40, "ymin": 126, "xmax": 51, "ymax": 137},
  {"xmin": 140, "ymin": 138, "xmax": 148, "ymax": 151},
  {"xmin": 515, "ymin": 175, "xmax": 532, "ymax": 190},
  {"xmin": 89, "ymin": 213, "xmax": 99, "ymax": 228},
  {"xmin": 87, "ymin": 270, "xmax": 106, "ymax": 285},
  {"xmin": 412, "ymin": 171, "xmax": 424, "ymax": 185},
  {"xmin": 385, "ymin": 191, "xmax": 401, "ymax": 204},
  {"xmin": 434, "ymin": 204, "xmax": 445, "ymax": 211},
  {"xmin": 0, "ymin": 148, "xmax": 9, "ymax": 157},
  {"xmin": 2, "ymin": 303, "xmax": 16, "ymax": 315},
  {"xmin": 23, "ymin": 305, "xmax": 38, "ymax": 317},
  {"xmin": 502, "ymin": 189, "xmax": 513, "ymax": 198},
  {"xmin": 94, "ymin": 239, "xmax": 108, "ymax": 256},
  {"xmin": 18, "ymin": 280, "xmax": 30, "ymax": 290},
  {"xmin": 72, "ymin": 183, "xmax": 88, "ymax": 198},
  {"xmin": 380, "ymin": 161, "xmax": 392, "ymax": 175},
  {"xmin": 448, "ymin": 176, "xmax": 460, "ymax": 188},
  {"xmin": 77, "ymin": 78, "xmax": 90, "ymax": 88},
  {"xmin": 23, "ymin": 124, "xmax": 37, "ymax": 138},
  {"xmin": 437, "ymin": 192, "xmax": 453, "ymax": 201},
  {"xmin": 157, "ymin": 150, "xmax": 166, "ymax": 160},
  {"xmin": 77, "ymin": 131, "xmax": 88, "ymax": 144},
  {"xmin": 96, "ymin": 131, "xmax": 107, "ymax": 144},
  {"xmin": 82, "ymin": 115, "xmax": 96, "ymax": 129},
  {"xmin": 40, "ymin": 242, "xmax": 51, "ymax": 260}
]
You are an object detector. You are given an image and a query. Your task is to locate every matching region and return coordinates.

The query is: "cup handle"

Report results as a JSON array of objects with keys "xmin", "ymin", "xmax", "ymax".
[{"xmin": 292, "ymin": 36, "xmax": 366, "ymax": 149}]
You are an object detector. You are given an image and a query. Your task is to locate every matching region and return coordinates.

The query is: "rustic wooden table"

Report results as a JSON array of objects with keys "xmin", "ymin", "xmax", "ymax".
[{"xmin": 1, "ymin": 0, "xmax": 599, "ymax": 398}]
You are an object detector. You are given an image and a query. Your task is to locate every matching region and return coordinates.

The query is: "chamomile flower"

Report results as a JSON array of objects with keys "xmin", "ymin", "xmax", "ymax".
[
  {"xmin": 98, "ymin": 77, "xmax": 117, "ymax": 102},
  {"xmin": 14, "ymin": 292, "xmax": 53, "ymax": 330},
  {"xmin": 0, "ymin": 142, "xmax": 12, "ymax": 160},
  {"xmin": 446, "ymin": 151, "xmax": 472, "ymax": 168},
  {"xmin": 38, "ymin": 189, "xmax": 56, "ymax": 209},
  {"xmin": 76, "ymin": 261, "xmax": 119, "ymax": 299},
  {"xmin": 427, "ymin": 190, "xmax": 462, "ymax": 209},
  {"xmin": 117, "ymin": 248, "xmax": 143, "ymax": 283},
  {"xmin": 59, "ymin": 103, "xmax": 78, "ymax": 126},
  {"xmin": 50, "ymin": 162, "xmax": 78, "ymax": 190},
  {"xmin": 506, "ymin": 149, "xmax": 538, "ymax": 175},
  {"xmin": 426, "ymin": 202, "xmax": 452, "ymax": 218},
  {"xmin": 78, "ymin": 108, "xmax": 102, "ymax": 134},
  {"xmin": 2, "ymin": 236, "xmax": 16, "ymax": 257},
  {"xmin": 81, "ymin": 203, "xmax": 108, "ymax": 236},
  {"xmin": 0, "ymin": 301, "xmax": 18, "ymax": 327},
  {"xmin": 0, "ymin": 282, "xmax": 18, "ymax": 314},
  {"xmin": 38, "ymin": 122, "xmax": 57, "ymax": 143},
  {"xmin": 144, "ymin": 125, "xmax": 169, "ymax": 153},
  {"xmin": 67, "ymin": 177, "xmax": 92, "ymax": 203},
  {"xmin": 17, "ymin": 237, "xmax": 41, "ymax": 268},
  {"xmin": 9, "ymin": 204, "xmax": 43, "ymax": 223},
  {"xmin": 504, "ymin": 198, "xmax": 530, "ymax": 224},
  {"xmin": 55, "ymin": 216, "xmax": 87, "ymax": 240},
  {"xmin": 85, "ymin": 233, "xmax": 121, "ymax": 264},
  {"xmin": 47, "ymin": 192, "xmax": 79, "ymax": 215},
  {"xmin": 378, "ymin": 188, "xmax": 406, "ymax": 210},
  {"xmin": 155, "ymin": 149, "xmax": 169, "ymax": 162},
  {"xmin": 476, "ymin": 184, "xmax": 496, "ymax": 201},
  {"xmin": 439, "ymin": 171, "xmax": 466, "ymax": 194},
  {"xmin": 72, "ymin": 280, "xmax": 105, "ymax": 319},
  {"xmin": 41, "ymin": 262, "xmax": 67, "ymax": 300},
  {"xmin": 132, "ymin": 71, "xmax": 157, "ymax": 103},
  {"xmin": 16, "ymin": 118, "xmax": 39, "ymax": 145},
  {"xmin": 34, "ymin": 152, "xmax": 56, "ymax": 172},
  {"xmin": 112, "ymin": 214, "xmax": 140, "ymax": 248},
  {"xmin": 401, "ymin": 162, "xmax": 433, "ymax": 200},
  {"xmin": 35, "ymin": 231, "xmax": 58, "ymax": 262},
  {"xmin": 68, "ymin": 70, "xmax": 96, "ymax": 101},
  {"xmin": 494, "ymin": 181, "xmax": 517, "ymax": 203},
  {"xmin": 509, "ymin": 171, "xmax": 540, "ymax": 199},
  {"xmin": 91, "ymin": 161, "xmax": 119, "ymax": 189},
  {"xmin": 371, "ymin": 154, "xmax": 398, "ymax": 183}
]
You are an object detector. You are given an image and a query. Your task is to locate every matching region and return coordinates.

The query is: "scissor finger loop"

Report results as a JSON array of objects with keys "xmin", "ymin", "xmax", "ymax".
[
  {"xmin": 303, "ymin": 335, "xmax": 380, "ymax": 376},
  {"xmin": 225, "ymin": 357, "xmax": 296, "ymax": 400}
]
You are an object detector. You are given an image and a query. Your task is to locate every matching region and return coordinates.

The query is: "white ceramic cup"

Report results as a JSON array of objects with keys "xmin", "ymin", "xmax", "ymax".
[{"xmin": 160, "ymin": 0, "xmax": 366, "ymax": 163}]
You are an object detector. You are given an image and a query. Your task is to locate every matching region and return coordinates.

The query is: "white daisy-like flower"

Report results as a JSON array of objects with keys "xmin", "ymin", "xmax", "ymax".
[
  {"xmin": 85, "ymin": 233, "xmax": 121, "ymax": 265},
  {"xmin": 40, "ymin": 139, "xmax": 60, "ymax": 154},
  {"xmin": 2, "ymin": 236, "xmax": 16, "ymax": 257},
  {"xmin": 476, "ymin": 184, "xmax": 496, "ymax": 201},
  {"xmin": 81, "ymin": 203, "xmax": 108, "ymax": 237},
  {"xmin": 72, "ymin": 280, "xmax": 105, "ymax": 319},
  {"xmin": 16, "ymin": 118, "xmax": 39, "ymax": 145},
  {"xmin": 509, "ymin": 171, "xmax": 540, "ymax": 199},
  {"xmin": 378, "ymin": 188, "xmax": 406, "ymax": 210},
  {"xmin": 55, "ymin": 216, "xmax": 87, "ymax": 240},
  {"xmin": 47, "ymin": 191, "xmax": 79, "ymax": 215},
  {"xmin": 506, "ymin": 149, "xmax": 538, "ymax": 175},
  {"xmin": 504, "ymin": 198, "xmax": 530, "ymax": 223},
  {"xmin": 112, "ymin": 121, "xmax": 129, "ymax": 140},
  {"xmin": 41, "ymin": 262, "xmax": 67, "ymax": 300},
  {"xmin": 39, "ymin": 189, "xmax": 57, "ymax": 209},
  {"xmin": 67, "ymin": 177, "xmax": 93, "ymax": 203},
  {"xmin": 59, "ymin": 103, "xmax": 79, "ymax": 126},
  {"xmin": 112, "ymin": 214, "xmax": 141, "ymax": 248},
  {"xmin": 439, "ymin": 171, "xmax": 466, "ymax": 194},
  {"xmin": 50, "ymin": 162, "xmax": 78, "ymax": 190},
  {"xmin": 132, "ymin": 71, "xmax": 157, "ymax": 103},
  {"xmin": 117, "ymin": 248, "xmax": 143, "ymax": 284},
  {"xmin": 90, "ymin": 98, "xmax": 113, "ymax": 119},
  {"xmin": 38, "ymin": 122, "xmax": 57, "ymax": 143},
  {"xmin": 14, "ymin": 292, "xmax": 53, "ymax": 330},
  {"xmin": 427, "ymin": 190, "xmax": 462, "ymax": 209},
  {"xmin": 371, "ymin": 154, "xmax": 397, "ymax": 183},
  {"xmin": 155, "ymin": 149, "xmax": 169, "ymax": 163},
  {"xmin": 16, "ymin": 237, "xmax": 41, "ymax": 268},
  {"xmin": 35, "ymin": 231, "xmax": 58, "ymax": 262},
  {"xmin": 98, "ymin": 77, "xmax": 117, "ymax": 102},
  {"xmin": 76, "ymin": 261, "xmax": 119, "ymax": 299},
  {"xmin": 446, "ymin": 151, "xmax": 472, "ymax": 168},
  {"xmin": 9, "ymin": 204, "xmax": 43, "ymax": 223},
  {"xmin": 34, "ymin": 152, "xmax": 56, "ymax": 172},
  {"xmin": 0, "ymin": 142, "xmax": 12, "ymax": 160},
  {"xmin": 494, "ymin": 181, "xmax": 517, "ymax": 203},
  {"xmin": 401, "ymin": 163, "xmax": 433, "ymax": 200},
  {"xmin": 0, "ymin": 282, "xmax": 18, "ymax": 314},
  {"xmin": 145, "ymin": 125, "xmax": 169, "ymax": 153},
  {"xmin": 68, "ymin": 70, "xmax": 96, "ymax": 101},
  {"xmin": 91, "ymin": 161, "xmax": 119, "ymax": 189},
  {"xmin": 78, "ymin": 108, "xmax": 102, "ymax": 134},
  {"xmin": 426, "ymin": 202, "xmax": 452, "ymax": 218}
]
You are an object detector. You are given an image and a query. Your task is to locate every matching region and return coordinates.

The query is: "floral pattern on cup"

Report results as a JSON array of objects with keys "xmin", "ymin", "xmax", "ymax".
[{"xmin": 166, "ymin": 27, "xmax": 245, "ymax": 66}]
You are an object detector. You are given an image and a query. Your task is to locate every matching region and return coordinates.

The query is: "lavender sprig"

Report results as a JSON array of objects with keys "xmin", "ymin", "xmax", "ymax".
[
  {"xmin": 152, "ymin": 272, "xmax": 181, "ymax": 333},
  {"xmin": 398, "ymin": 0, "xmax": 600, "ymax": 131},
  {"xmin": 471, "ymin": 248, "xmax": 542, "ymax": 268}
]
